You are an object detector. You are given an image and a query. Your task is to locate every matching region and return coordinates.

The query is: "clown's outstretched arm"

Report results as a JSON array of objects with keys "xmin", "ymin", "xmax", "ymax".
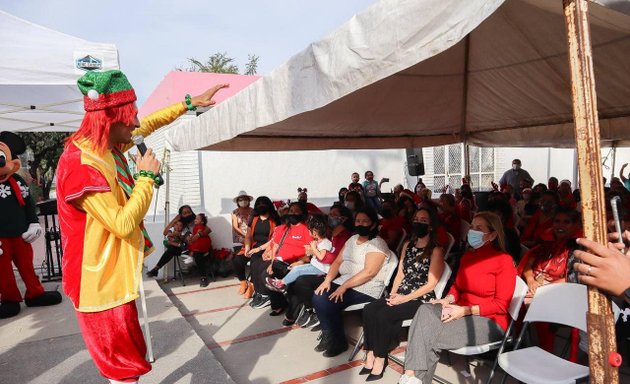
[
  {"xmin": 121, "ymin": 83, "xmax": 229, "ymax": 152},
  {"xmin": 74, "ymin": 177, "xmax": 155, "ymax": 239}
]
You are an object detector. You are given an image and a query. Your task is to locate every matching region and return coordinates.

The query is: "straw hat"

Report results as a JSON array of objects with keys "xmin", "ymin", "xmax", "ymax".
[{"xmin": 233, "ymin": 190, "xmax": 253, "ymax": 203}]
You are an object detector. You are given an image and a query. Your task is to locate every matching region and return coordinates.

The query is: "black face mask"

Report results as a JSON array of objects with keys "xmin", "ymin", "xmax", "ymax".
[
  {"xmin": 255, "ymin": 205, "xmax": 269, "ymax": 215},
  {"xmin": 412, "ymin": 222, "xmax": 430, "ymax": 238},
  {"xmin": 287, "ymin": 214, "xmax": 303, "ymax": 225},
  {"xmin": 355, "ymin": 225, "xmax": 372, "ymax": 237},
  {"xmin": 180, "ymin": 214, "xmax": 195, "ymax": 224}
]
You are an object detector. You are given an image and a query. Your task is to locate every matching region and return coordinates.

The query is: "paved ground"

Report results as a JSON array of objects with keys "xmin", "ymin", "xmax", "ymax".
[{"xmin": 2, "ymin": 228, "xmax": 629, "ymax": 383}]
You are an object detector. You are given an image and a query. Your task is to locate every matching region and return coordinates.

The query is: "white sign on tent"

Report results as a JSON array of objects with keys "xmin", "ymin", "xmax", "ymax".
[{"xmin": 0, "ymin": 10, "xmax": 119, "ymax": 133}]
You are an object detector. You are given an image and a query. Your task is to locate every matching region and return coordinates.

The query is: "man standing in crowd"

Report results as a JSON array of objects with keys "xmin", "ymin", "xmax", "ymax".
[
  {"xmin": 499, "ymin": 158, "xmax": 534, "ymax": 195},
  {"xmin": 56, "ymin": 69, "xmax": 227, "ymax": 384}
]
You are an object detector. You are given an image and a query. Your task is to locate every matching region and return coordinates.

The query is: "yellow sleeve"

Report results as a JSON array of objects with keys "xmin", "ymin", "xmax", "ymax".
[
  {"xmin": 120, "ymin": 102, "xmax": 187, "ymax": 152},
  {"xmin": 76, "ymin": 177, "xmax": 155, "ymax": 239}
]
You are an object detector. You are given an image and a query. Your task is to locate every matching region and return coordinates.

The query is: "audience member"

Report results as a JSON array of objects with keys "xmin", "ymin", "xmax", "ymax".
[
  {"xmin": 399, "ymin": 212, "xmax": 516, "ymax": 384},
  {"xmin": 344, "ymin": 190, "xmax": 364, "ymax": 214},
  {"xmin": 349, "ymin": 172, "xmax": 364, "ymax": 193},
  {"xmin": 188, "ymin": 213, "xmax": 213, "ymax": 287},
  {"xmin": 558, "ymin": 180, "xmax": 576, "ymax": 210},
  {"xmin": 499, "ymin": 159, "xmax": 534, "ymax": 194},
  {"xmin": 438, "ymin": 194, "xmax": 462, "ymax": 250},
  {"xmin": 287, "ymin": 205, "xmax": 354, "ymax": 328},
  {"xmin": 259, "ymin": 202, "xmax": 313, "ymax": 316},
  {"xmin": 488, "ymin": 198, "xmax": 521, "ymax": 263},
  {"xmin": 379, "ymin": 199, "xmax": 408, "ymax": 252},
  {"xmin": 297, "ymin": 187, "xmax": 322, "ymax": 215},
  {"xmin": 360, "ymin": 207, "xmax": 445, "ymax": 381},
  {"xmin": 232, "ymin": 191, "xmax": 253, "ymax": 254},
  {"xmin": 362, "ymin": 171, "xmax": 384, "ymax": 210},
  {"xmin": 313, "ymin": 208, "xmax": 395, "ymax": 357},
  {"xmin": 548, "ymin": 177, "xmax": 559, "ymax": 191},
  {"xmin": 335, "ymin": 187, "xmax": 349, "ymax": 207},
  {"xmin": 456, "ymin": 184, "xmax": 476, "ymax": 223},
  {"xmin": 146, "ymin": 221, "xmax": 186, "ymax": 277},
  {"xmin": 520, "ymin": 190, "xmax": 559, "ymax": 248},
  {"xmin": 235, "ymin": 196, "xmax": 278, "ymax": 299}
]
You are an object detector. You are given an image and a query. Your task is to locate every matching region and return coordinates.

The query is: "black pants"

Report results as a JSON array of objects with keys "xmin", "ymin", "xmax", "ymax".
[
  {"xmin": 285, "ymin": 275, "xmax": 326, "ymax": 321},
  {"xmin": 363, "ymin": 297, "xmax": 424, "ymax": 358},
  {"xmin": 232, "ymin": 253, "xmax": 249, "ymax": 281},
  {"xmin": 249, "ymin": 251, "xmax": 267, "ymax": 293},
  {"xmin": 257, "ymin": 259, "xmax": 292, "ymax": 311},
  {"xmin": 155, "ymin": 246, "xmax": 181, "ymax": 270},
  {"xmin": 193, "ymin": 251, "xmax": 211, "ymax": 278}
]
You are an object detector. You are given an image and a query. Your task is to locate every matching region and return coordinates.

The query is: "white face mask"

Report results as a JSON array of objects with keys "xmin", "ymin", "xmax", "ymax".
[
  {"xmin": 238, "ymin": 200, "xmax": 249, "ymax": 208},
  {"xmin": 512, "ymin": 164, "xmax": 521, "ymax": 171}
]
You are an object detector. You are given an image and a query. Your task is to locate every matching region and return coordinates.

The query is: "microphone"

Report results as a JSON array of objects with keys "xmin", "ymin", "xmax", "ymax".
[{"xmin": 132, "ymin": 135, "xmax": 164, "ymax": 187}]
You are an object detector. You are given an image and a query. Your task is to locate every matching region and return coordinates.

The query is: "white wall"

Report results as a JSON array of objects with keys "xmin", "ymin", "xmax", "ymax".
[{"xmin": 199, "ymin": 149, "xmax": 408, "ymax": 249}]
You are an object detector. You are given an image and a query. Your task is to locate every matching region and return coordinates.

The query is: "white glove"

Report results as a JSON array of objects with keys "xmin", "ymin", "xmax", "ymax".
[
  {"xmin": 22, "ymin": 223, "xmax": 43, "ymax": 243},
  {"xmin": 0, "ymin": 240, "xmax": 3, "ymax": 256}
]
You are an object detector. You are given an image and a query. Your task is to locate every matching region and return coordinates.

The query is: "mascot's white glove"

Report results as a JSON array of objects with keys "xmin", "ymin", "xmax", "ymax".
[{"xmin": 22, "ymin": 223, "xmax": 43, "ymax": 243}]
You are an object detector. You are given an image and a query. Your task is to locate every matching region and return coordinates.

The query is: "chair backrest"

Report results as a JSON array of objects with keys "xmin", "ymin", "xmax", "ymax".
[
  {"xmin": 433, "ymin": 263, "xmax": 452, "ymax": 299},
  {"xmin": 523, "ymin": 283, "xmax": 587, "ymax": 331},
  {"xmin": 444, "ymin": 232, "xmax": 455, "ymax": 258},
  {"xmin": 383, "ymin": 251, "xmax": 399, "ymax": 289},
  {"xmin": 509, "ymin": 276, "xmax": 529, "ymax": 320}
]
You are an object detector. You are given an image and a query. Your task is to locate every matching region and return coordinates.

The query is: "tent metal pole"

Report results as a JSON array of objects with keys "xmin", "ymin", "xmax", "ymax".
[
  {"xmin": 611, "ymin": 141, "xmax": 617, "ymax": 182},
  {"xmin": 563, "ymin": 1, "xmax": 618, "ymax": 382},
  {"xmin": 460, "ymin": 35, "xmax": 471, "ymax": 185}
]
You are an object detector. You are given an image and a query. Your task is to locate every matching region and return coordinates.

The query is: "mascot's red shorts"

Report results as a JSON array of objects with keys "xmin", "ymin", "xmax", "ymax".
[{"xmin": 75, "ymin": 300, "xmax": 151, "ymax": 382}]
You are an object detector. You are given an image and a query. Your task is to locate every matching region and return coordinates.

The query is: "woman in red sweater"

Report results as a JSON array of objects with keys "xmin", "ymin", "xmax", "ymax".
[{"xmin": 399, "ymin": 211, "xmax": 516, "ymax": 384}]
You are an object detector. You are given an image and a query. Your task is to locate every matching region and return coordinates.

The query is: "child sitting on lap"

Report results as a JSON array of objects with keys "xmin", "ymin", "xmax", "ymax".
[{"xmin": 266, "ymin": 216, "xmax": 333, "ymax": 293}]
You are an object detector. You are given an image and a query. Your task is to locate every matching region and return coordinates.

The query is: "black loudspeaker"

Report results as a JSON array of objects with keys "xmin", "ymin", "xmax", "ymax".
[{"xmin": 406, "ymin": 148, "xmax": 425, "ymax": 176}]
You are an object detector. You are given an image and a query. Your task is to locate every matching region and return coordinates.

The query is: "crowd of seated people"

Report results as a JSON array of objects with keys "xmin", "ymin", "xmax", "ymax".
[{"xmin": 155, "ymin": 163, "xmax": 630, "ymax": 382}]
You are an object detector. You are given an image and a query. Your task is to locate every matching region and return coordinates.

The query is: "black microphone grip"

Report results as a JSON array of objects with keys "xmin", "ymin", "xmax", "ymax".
[{"xmin": 132, "ymin": 135, "xmax": 164, "ymax": 187}]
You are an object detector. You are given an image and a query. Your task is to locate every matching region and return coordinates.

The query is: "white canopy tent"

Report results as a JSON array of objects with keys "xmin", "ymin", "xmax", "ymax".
[
  {"xmin": 167, "ymin": 0, "xmax": 630, "ymax": 151},
  {"xmin": 0, "ymin": 10, "xmax": 119, "ymax": 132}
]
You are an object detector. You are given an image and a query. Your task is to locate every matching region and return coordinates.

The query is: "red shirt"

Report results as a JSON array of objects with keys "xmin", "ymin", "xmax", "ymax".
[
  {"xmin": 379, "ymin": 216, "xmax": 407, "ymax": 251},
  {"xmin": 520, "ymin": 210, "xmax": 554, "ymax": 244},
  {"xmin": 272, "ymin": 223, "xmax": 313, "ymax": 263},
  {"xmin": 448, "ymin": 243, "xmax": 516, "ymax": 331},
  {"xmin": 189, "ymin": 224, "xmax": 212, "ymax": 252},
  {"xmin": 439, "ymin": 211, "xmax": 461, "ymax": 247}
]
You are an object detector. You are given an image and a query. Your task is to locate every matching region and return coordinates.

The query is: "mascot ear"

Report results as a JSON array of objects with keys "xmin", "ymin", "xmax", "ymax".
[
  {"xmin": 297, "ymin": 188, "xmax": 302, "ymax": 193},
  {"xmin": 304, "ymin": 188, "xmax": 308, "ymax": 193},
  {"xmin": 0, "ymin": 132, "xmax": 27, "ymax": 159}
]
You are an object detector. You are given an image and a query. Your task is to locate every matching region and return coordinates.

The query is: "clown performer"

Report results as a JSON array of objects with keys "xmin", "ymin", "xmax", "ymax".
[
  {"xmin": 0, "ymin": 131, "xmax": 63, "ymax": 319},
  {"xmin": 56, "ymin": 70, "xmax": 228, "ymax": 384}
]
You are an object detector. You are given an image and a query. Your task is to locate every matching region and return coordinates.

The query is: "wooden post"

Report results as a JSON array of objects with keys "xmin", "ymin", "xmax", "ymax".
[{"xmin": 563, "ymin": 0, "xmax": 618, "ymax": 382}]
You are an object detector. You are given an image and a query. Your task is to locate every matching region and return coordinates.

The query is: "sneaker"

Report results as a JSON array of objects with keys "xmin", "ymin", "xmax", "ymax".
[
  {"xmin": 264, "ymin": 277, "xmax": 287, "ymax": 293},
  {"xmin": 249, "ymin": 292, "xmax": 261, "ymax": 308},
  {"xmin": 252, "ymin": 295, "xmax": 271, "ymax": 309},
  {"xmin": 146, "ymin": 269, "xmax": 158, "ymax": 278},
  {"xmin": 200, "ymin": 277, "xmax": 209, "ymax": 287},
  {"xmin": 323, "ymin": 336, "xmax": 348, "ymax": 357},
  {"xmin": 302, "ymin": 312, "xmax": 320, "ymax": 328},
  {"xmin": 314, "ymin": 331, "xmax": 334, "ymax": 352},
  {"xmin": 296, "ymin": 307, "xmax": 313, "ymax": 327}
]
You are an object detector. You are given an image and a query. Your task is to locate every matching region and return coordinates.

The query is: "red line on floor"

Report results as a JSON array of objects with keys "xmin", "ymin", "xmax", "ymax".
[
  {"xmin": 183, "ymin": 303, "xmax": 247, "ymax": 317},
  {"xmin": 167, "ymin": 282, "xmax": 241, "ymax": 297},
  {"xmin": 206, "ymin": 325, "xmax": 301, "ymax": 350},
  {"xmin": 278, "ymin": 360, "xmax": 363, "ymax": 384}
]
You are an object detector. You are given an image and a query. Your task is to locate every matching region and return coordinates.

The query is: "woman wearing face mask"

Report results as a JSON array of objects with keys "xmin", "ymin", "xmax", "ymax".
[
  {"xmin": 257, "ymin": 202, "xmax": 313, "ymax": 315},
  {"xmin": 343, "ymin": 190, "xmax": 364, "ymax": 214},
  {"xmin": 231, "ymin": 191, "xmax": 254, "ymax": 254},
  {"xmin": 284, "ymin": 205, "xmax": 354, "ymax": 328},
  {"xmin": 163, "ymin": 205, "xmax": 196, "ymax": 238},
  {"xmin": 360, "ymin": 207, "xmax": 445, "ymax": 381},
  {"xmin": 399, "ymin": 212, "xmax": 516, "ymax": 384},
  {"xmin": 234, "ymin": 196, "xmax": 279, "ymax": 299},
  {"xmin": 520, "ymin": 190, "xmax": 560, "ymax": 249},
  {"xmin": 313, "ymin": 208, "xmax": 396, "ymax": 358}
]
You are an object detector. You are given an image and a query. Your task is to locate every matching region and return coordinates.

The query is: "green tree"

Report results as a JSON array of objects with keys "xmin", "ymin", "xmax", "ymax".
[
  {"xmin": 178, "ymin": 52, "xmax": 259, "ymax": 75},
  {"xmin": 244, "ymin": 54, "xmax": 259, "ymax": 75},
  {"xmin": 21, "ymin": 132, "xmax": 70, "ymax": 201}
]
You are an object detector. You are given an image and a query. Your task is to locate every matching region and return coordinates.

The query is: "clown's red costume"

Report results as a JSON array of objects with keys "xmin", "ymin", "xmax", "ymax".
[
  {"xmin": 57, "ymin": 70, "xmax": 184, "ymax": 383},
  {"xmin": 56, "ymin": 70, "xmax": 227, "ymax": 383}
]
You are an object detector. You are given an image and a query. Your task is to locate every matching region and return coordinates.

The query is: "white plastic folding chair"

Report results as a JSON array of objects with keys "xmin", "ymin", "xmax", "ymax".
[
  {"xmin": 394, "ymin": 276, "xmax": 528, "ymax": 384},
  {"xmin": 346, "ymin": 251, "xmax": 398, "ymax": 361},
  {"xmin": 497, "ymin": 283, "xmax": 590, "ymax": 384},
  {"xmin": 389, "ymin": 262, "xmax": 452, "ymax": 365}
]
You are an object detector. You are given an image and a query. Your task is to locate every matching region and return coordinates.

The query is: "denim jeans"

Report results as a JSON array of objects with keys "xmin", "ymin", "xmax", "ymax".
[{"xmin": 283, "ymin": 264, "xmax": 325, "ymax": 285}]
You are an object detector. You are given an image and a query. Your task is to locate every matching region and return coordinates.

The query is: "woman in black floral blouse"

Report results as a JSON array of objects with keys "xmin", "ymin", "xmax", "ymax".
[{"xmin": 359, "ymin": 206, "xmax": 445, "ymax": 381}]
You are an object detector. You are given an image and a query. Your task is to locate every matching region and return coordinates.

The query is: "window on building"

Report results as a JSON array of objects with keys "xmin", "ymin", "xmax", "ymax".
[{"xmin": 430, "ymin": 144, "xmax": 495, "ymax": 193}]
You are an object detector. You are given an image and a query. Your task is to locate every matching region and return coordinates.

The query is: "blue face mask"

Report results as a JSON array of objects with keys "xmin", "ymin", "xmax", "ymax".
[{"xmin": 467, "ymin": 229, "xmax": 486, "ymax": 249}]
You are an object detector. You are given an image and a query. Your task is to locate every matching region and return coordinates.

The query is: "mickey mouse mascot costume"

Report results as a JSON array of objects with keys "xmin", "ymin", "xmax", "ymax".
[{"xmin": 0, "ymin": 131, "xmax": 62, "ymax": 319}]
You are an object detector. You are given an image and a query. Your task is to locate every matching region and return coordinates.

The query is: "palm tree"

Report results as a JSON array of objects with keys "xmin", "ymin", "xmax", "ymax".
[{"xmin": 178, "ymin": 52, "xmax": 258, "ymax": 75}]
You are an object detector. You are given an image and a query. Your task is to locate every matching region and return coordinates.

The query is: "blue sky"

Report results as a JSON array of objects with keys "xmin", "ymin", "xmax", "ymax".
[{"xmin": 1, "ymin": 0, "xmax": 378, "ymax": 102}]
